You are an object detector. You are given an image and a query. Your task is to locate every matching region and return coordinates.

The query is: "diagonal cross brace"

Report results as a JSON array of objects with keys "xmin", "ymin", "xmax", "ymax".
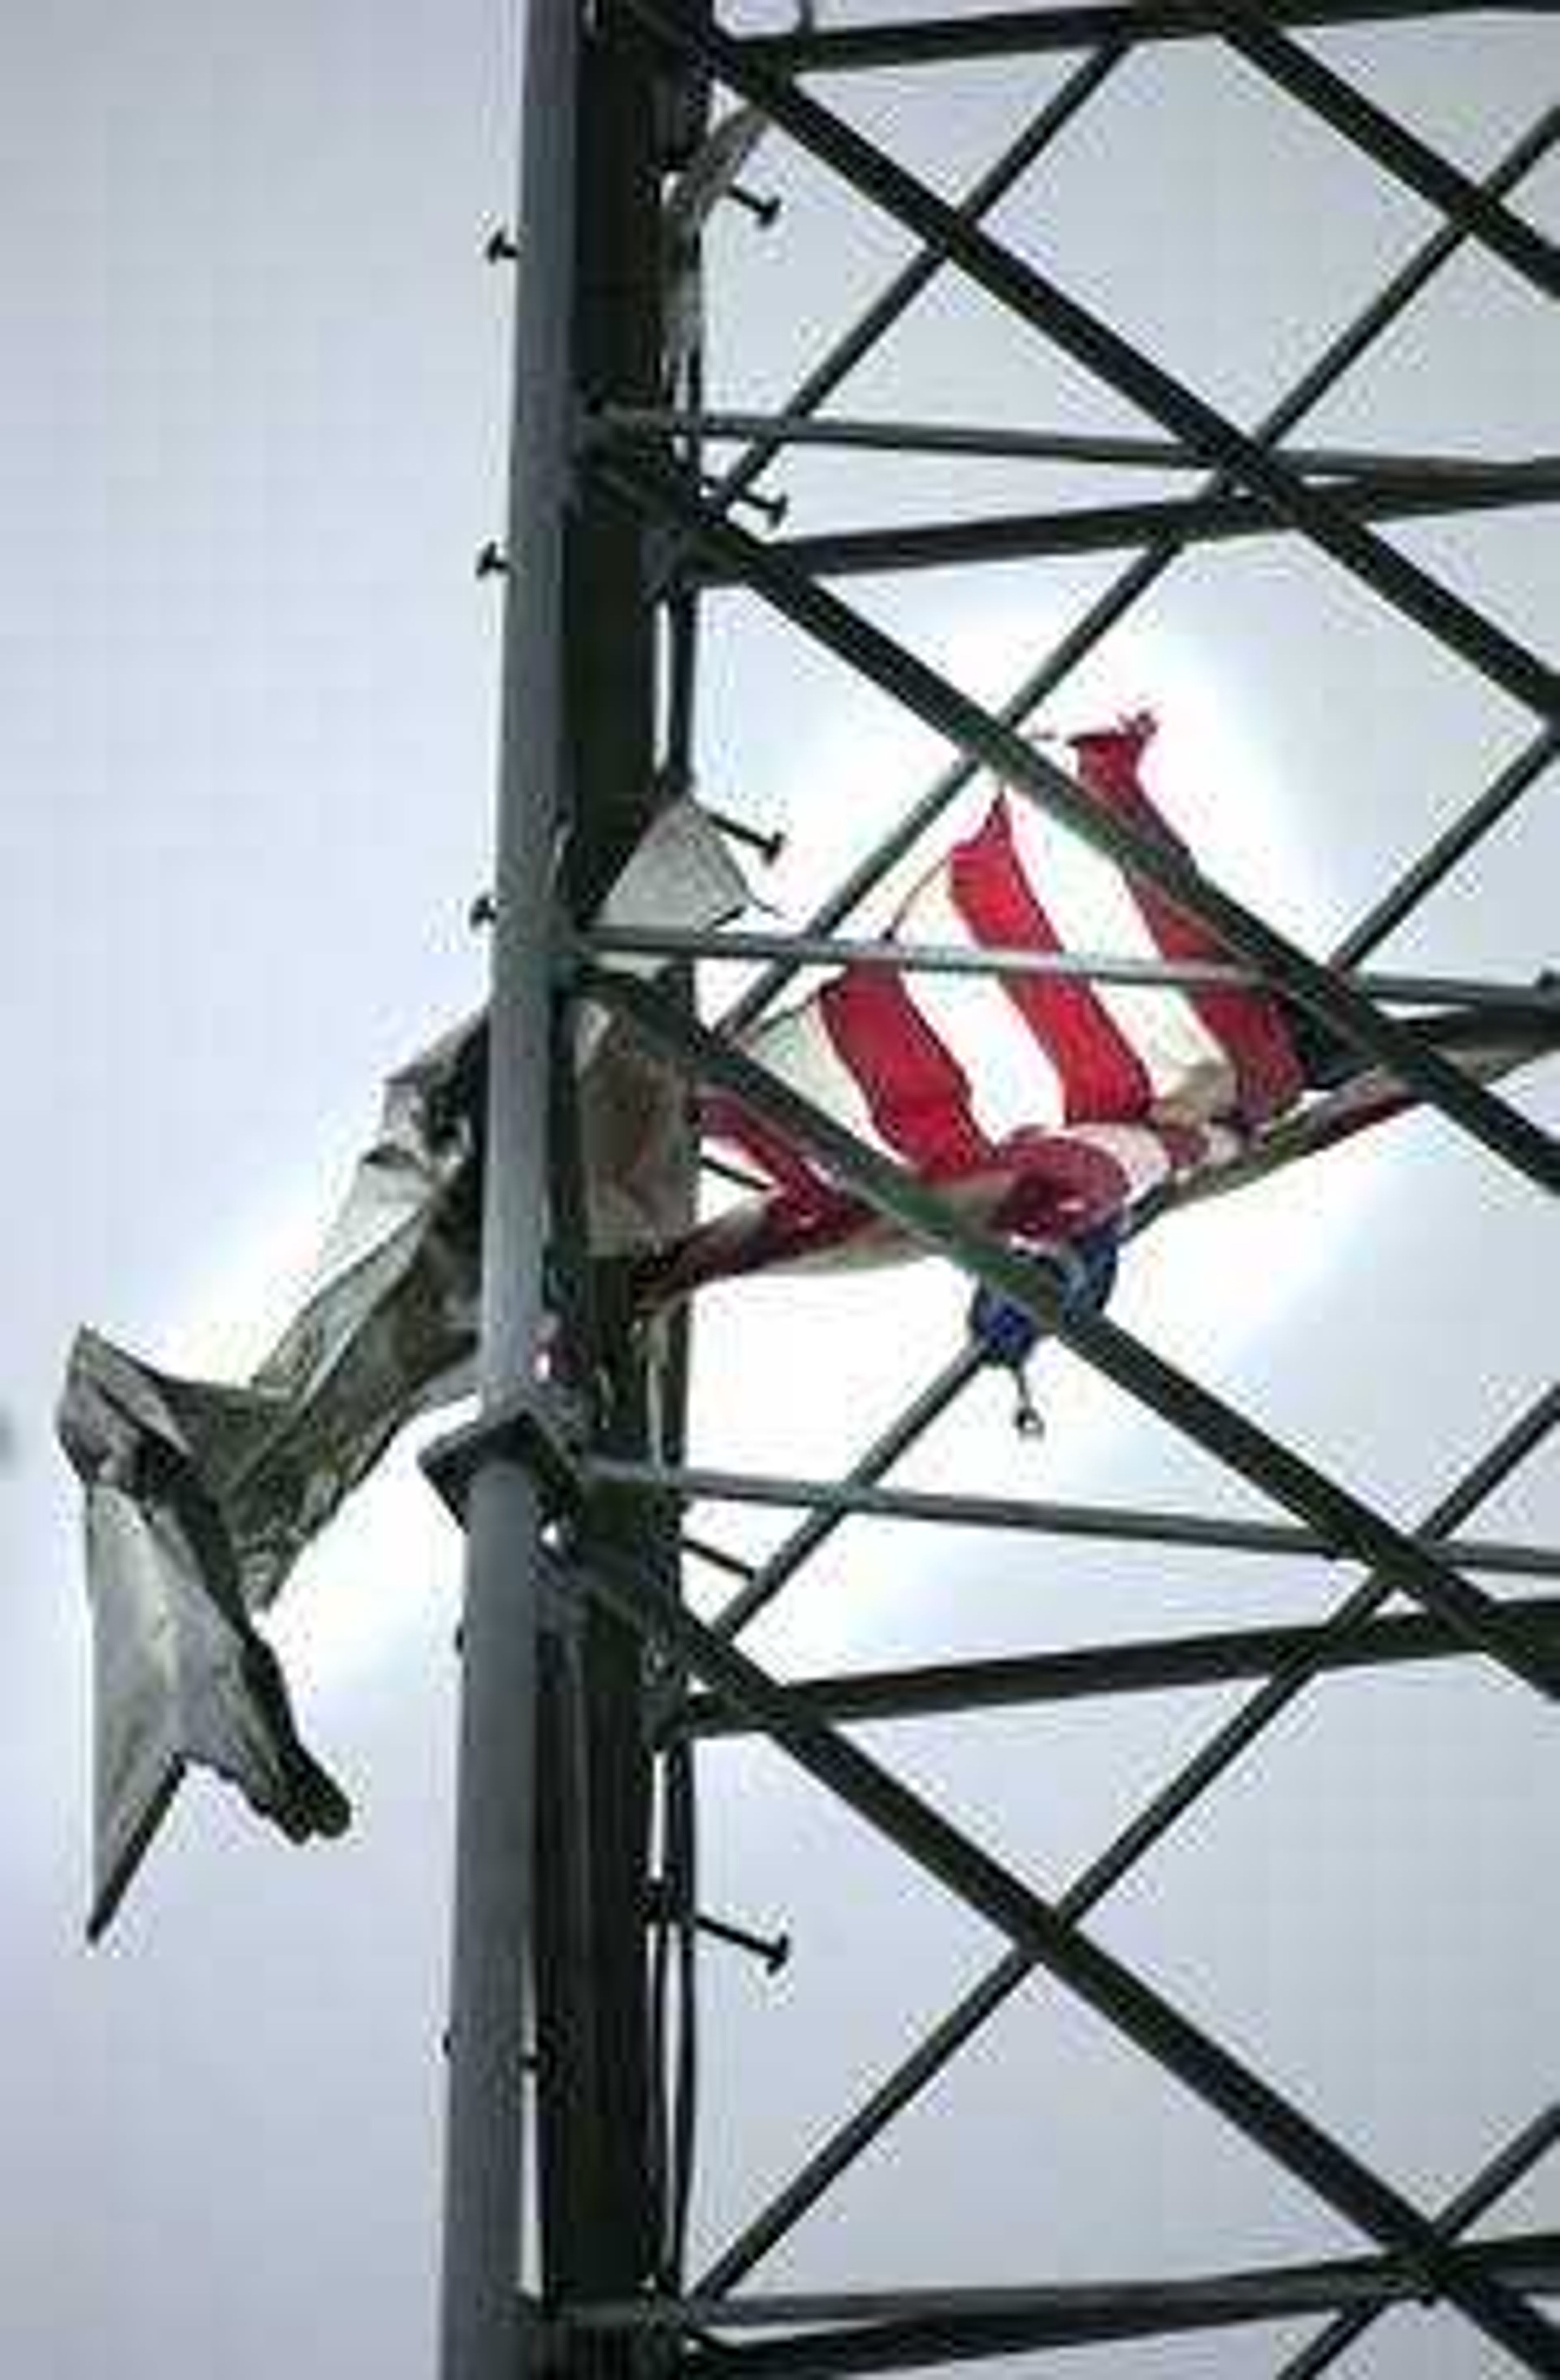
[
  {"xmin": 628, "ymin": 0, "xmax": 1560, "ymax": 726},
  {"xmin": 1334, "ymin": 720, "xmax": 1560, "ymax": 969},
  {"xmin": 576, "ymin": 1542, "xmax": 1560, "ymax": 2373},
  {"xmin": 1280, "ymin": 2105, "xmax": 1560, "ymax": 2375},
  {"xmin": 701, "ymin": 42, "xmax": 1127, "ymax": 524},
  {"xmin": 689, "ymin": 1386, "xmax": 1559, "ymax": 2300},
  {"xmin": 599, "ymin": 449, "xmax": 1560, "ymax": 1199},
  {"xmin": 1202, "ymin": 0, "xmax": 1560, "ymax": 303},
  {"xmin": 711, "ymin": 1349, "xmax": 985, "ymax": 1641},
  {"xmin": 581, "ymin": 962, "xmax": 1560, "ymax": 1699},
  {"xmin": 714, "ymin": 104, "xmax": 1559, "ymax": 1040}
]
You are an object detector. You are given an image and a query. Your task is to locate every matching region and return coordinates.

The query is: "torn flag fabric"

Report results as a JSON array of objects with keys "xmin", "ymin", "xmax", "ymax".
[
  {"xmin": 56, "ymin": 727, "xmax": 1558, "ymax": 1930},
  {"xmin": 644, "ymin": 717, "xmax": 1304, "ymax": 1302}
]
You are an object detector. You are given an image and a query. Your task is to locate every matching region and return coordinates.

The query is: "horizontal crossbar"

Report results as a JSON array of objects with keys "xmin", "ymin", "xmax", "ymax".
[
  {"xmin": 574, "ymin": 2230, "xmax": 1560, "ymax": 2371},
  {"xmin": 683, "ymin": 466, "xmax": 1560, "ymax": 584},
  {"xmin": 585, "ymin": 927, "xmax": 1559, "ymax": 1017},
  {"xmin": 579, "ymin": 1542, "xmax": 1560, "ymax": 2368},
  {"xmin": 738, "ymin": 2, "xmax": 1546, "ymax": 74},
  {"xmin": 599, "ymin": 1454, "xmax": 1560, "ymax": 1580},
  {"xmin": 600, "ymin": 404, "xmax": 1529, "ymax": 481},
  {"xmin": 672, "ymin": 1594, "xmax": 1560, "ymax": 1740}
]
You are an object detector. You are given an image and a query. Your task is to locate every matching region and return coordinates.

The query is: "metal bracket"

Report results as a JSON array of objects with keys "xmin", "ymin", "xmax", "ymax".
[
  {"xmin": 702, "ymin": 804, "xmax": 786, "ymax": 865},
  {"xmin": 726, "ymin": 181, "xmax": 782, "ymax": 229},
  {"xmin": 422, "ymin": 1386, "xmax": 587, "ymax": 1527},
  {"xmin": 648, "ymin": 1880, "xmax": 792, "ymax": 1975}
]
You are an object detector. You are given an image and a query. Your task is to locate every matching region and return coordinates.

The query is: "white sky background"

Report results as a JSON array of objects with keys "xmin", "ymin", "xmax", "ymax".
[{"xmin": 3, "ymin": 5, "xmax": 1558, "ymax": 2376}]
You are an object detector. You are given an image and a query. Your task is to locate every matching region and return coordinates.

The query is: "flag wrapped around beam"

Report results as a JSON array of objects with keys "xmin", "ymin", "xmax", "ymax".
[
  {"xmin": 58, "ymin": 726, "xmax": 1558, "ymax": 1929},
  {"xmin": 650, "ymin": 721, "xmax": 1554, "ymax": 1305},
  {"xmin": 646, "ymin": 716, "xmax": 1306, "ymax": 1299}
]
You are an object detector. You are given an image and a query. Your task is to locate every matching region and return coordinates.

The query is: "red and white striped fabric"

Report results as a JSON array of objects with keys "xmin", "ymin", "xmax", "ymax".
[{"xmin": 645, "ymin": 717, "xmax": 1306, "ymax": 1302}]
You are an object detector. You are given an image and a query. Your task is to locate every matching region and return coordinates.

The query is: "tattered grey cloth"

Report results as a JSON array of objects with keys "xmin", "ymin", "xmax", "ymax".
[
  {"xmin": 61, "ymin": 1018, "xmax": 483, "ymax": 1936},
  {"xmin": 60, "ymin": 801, "xmax": 749, "ymax": 1936}
]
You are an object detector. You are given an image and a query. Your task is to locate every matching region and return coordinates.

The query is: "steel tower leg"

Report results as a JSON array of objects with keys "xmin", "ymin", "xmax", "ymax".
[
  {"xmin": 531, "ymin": 4, "xmax": 667, "ymax": 2341},
  {"xmin": 432, "ymin": 3, "xmax": 1555, "ymax": 2371},
  {"xmin": 439, "ymin": 5, "xmax": 675, "ymax": 2375},
  {"xmin": 438, "ymin": 3, "xmax": 579, "ymax": 2375}
]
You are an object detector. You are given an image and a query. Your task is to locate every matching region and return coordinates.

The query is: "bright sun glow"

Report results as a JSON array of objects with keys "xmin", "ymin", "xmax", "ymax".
[{"xmin": 172, "ymin": 597, "xmax": 1389, "ymax": 1695}]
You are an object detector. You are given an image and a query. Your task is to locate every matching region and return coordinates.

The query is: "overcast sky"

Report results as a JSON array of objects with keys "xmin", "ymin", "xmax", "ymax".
[{"xmin": 4, "ymin": 6, "xmax": 1558, "ymax": 2376}]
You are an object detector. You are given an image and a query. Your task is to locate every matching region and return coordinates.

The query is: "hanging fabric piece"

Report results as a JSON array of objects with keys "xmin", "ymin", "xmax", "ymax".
[
  {"xmin": 59, "ymin": 800, "xmax": 750, "ymax": 1936},
  {"xmin": 59, "ymin": 1018, "xmax": 483, "ymax": 1937}
]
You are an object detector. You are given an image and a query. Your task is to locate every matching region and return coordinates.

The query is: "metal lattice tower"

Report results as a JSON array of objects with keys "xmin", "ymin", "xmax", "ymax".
[{"xmin": 430, "ymin": 6, "xmax": 1559, "ymax": 2376}]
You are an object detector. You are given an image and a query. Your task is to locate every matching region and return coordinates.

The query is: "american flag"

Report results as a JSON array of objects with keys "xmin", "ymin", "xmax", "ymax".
[
  {"xmin": 59, "ymin": 718, "xmax": 1556, "ymax": 1925},
  {"xmin": 643, "ymin": 717, "xmax": 1308, "ymax": 1302}
]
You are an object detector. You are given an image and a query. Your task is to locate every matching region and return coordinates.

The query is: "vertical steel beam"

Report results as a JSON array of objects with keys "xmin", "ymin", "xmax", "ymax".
[
  {"xmin": 532, "ymin": 0, "xmax": 672, "ymax": 2347},
  {"xmin": 439, "ymin": 3, "xmax": 580, "ymax": 2376}
]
